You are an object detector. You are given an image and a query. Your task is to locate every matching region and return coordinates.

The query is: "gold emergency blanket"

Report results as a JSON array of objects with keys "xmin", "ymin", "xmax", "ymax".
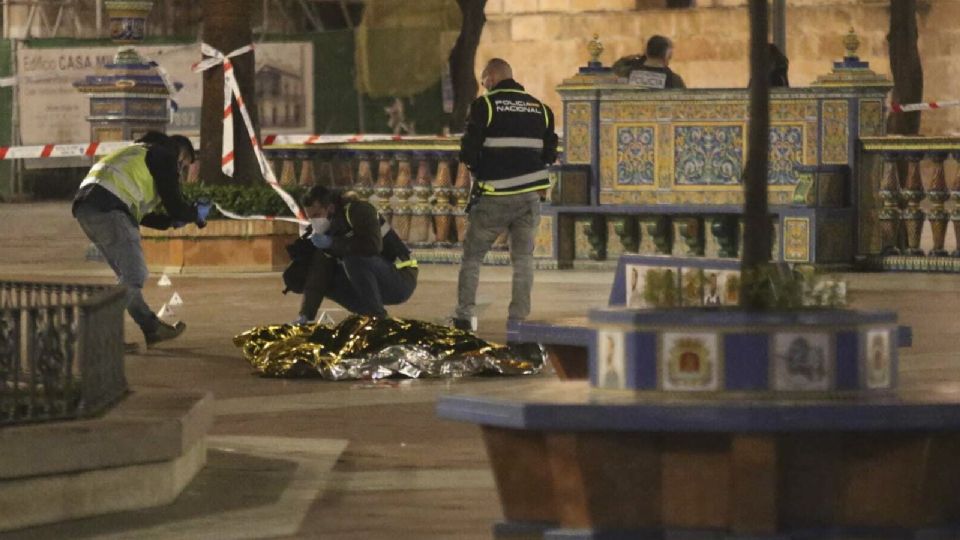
[{"xmin": 234, "ymin": 315, "xmax": 544, "ymax": 380}]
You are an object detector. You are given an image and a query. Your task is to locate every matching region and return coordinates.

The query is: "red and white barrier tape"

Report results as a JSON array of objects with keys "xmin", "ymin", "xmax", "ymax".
[
  {"xmin": 260, "ymin": 133, "xmax": 447, "ymax": 145},
  {"xmin": 891, "ymin": 100, "xmax": 960, "ymax": 113},
  {"xmin": 0, "ymin": 134, "xmax": 446, "ymax": 162},
  {"xmin": 192, "ymin": 42, "xmax": 306, "ymax": 223},
  {"xmin": 214, "ymin": 203, "xmax": 307, "ymax": 226},
  {"xmin": 0, "ymin": 141, "xmax": 132, "ymax": 160}
]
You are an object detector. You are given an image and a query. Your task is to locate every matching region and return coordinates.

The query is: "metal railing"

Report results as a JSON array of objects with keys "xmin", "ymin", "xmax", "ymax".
[{"xmin": 0, "ymin": 281, "xmax": 127, "ymax": 425}]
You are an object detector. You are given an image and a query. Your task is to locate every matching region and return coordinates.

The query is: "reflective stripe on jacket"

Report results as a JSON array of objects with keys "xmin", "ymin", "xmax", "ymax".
[
  {"xmin": 465, "ymin": 84, "xmax": 556, "ymax": 196},
  {"xmin": 78, "ymin": 145, "xmax": 157, "ymax": 222},
  {"xmin": 343, "ymin": 202, "xmax": 418, "ymax": 270}
]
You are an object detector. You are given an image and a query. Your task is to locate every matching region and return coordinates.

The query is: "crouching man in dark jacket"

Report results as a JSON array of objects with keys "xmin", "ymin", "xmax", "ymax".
[{"xmin": 293, "ymin": 185, "xmax": 418, "ymax": 324}]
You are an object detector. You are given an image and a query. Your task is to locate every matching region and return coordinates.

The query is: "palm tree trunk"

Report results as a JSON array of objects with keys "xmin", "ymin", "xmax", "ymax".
[
  {"xmin": 886, "ymin": 0, "xmax": 923, "ymax": 135},
  {"xmin": 448, "ymin": 0, "xmax": 487, "ymax": 132},
  {"xmin": 740, "ymin": 0, "xmax": 772, "ymax": 309},
  {"xmin": 200, "ymin": 0, "xmax": 262, "ymax": 186}
]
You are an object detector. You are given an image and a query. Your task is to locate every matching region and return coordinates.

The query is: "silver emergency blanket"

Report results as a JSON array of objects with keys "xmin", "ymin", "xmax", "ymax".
[{"xmin": 234, "ymin": 315, "xmax": 544, "ymax": 380}]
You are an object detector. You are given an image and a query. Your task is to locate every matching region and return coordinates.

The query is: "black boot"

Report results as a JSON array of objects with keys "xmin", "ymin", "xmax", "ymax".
[
  {"xmin": 145, "ymin": 321, "xmax": 186, "ymax": 347},
  {"xmin": 451, "ymin": 318, "xmax": 473, "ymax": 331}
]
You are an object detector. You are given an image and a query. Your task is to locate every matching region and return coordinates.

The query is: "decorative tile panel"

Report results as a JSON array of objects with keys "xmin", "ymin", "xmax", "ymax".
[
  {"xmin": 616, "ymin": 125, "xmax": 656, "ymax": 187},
  {"xmin": 671, "ymin": 103, "xmax": 747, "ymax": 121},
  {"xmin": 674, "ymin": 124, "xmax": 744, "ymax": 186},
  {"xmin": 772, "ymin": 332, "xmax": 833, "ymax": 391},
  {"xmin": 599, "ymin": 123, "xmax": 616, "ymax": 192},
  {"xmin": 771, "ymin": 100, "xmax": 817, "ymax": 122},
  {"xmin": 864, "ymin": 328, "xmax": 892, "ymax": 389},
  {"xmin": 611, "ymin": 102, "xmax": 657, "ymax": 121},
  {"xmin": 533, "ymin": 215, "xmax": 554, "ymax": 258},
  {"xmin": 822, "ymin": 100, "xmax": 850, "ymax": 164},
  {"xmin": 859, "ymin": 99, "xmax": 884, "ymax": 137},
  {"xmin": 702, "ymin": 270, "xmax": 740, "ymax": 306},
  {"xmin": 624, "ymin": 264, "xmax": 679, "ymax": 308},
  {"xmin": 565, "ymin": 102, "xmax": 593, "ymax": 164},
  {"xmin": 596, "ymin": 329, "xmax": 626, "ymax": 389},
  {"xmin": 768, "ymin": 124, "xmax": 804, "ymax": 185},
  {"xmin": 783, "ymin": 217, "xmax": 811, "ymax": 263},
  {"xmin": 661, "ymin": 332, "xmax": 721, "ymax": 391},
  {"xmin": 680, "ymin": 268, "xmax": 704, "ymax": 306}
]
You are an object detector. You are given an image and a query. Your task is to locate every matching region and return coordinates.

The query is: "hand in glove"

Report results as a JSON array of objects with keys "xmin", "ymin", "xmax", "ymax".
[
  {"xmin": 194, "ymin": 199, "xmax": 213, "ymax": 229},
  {"xmin": 310, "ymin": 233, "xmax": 333, "ymax": 249}
]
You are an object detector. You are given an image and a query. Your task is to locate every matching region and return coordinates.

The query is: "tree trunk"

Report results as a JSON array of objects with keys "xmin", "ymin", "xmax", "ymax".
[
  {"xmin": 740, "ymin": 0, "xmax": 771, "ymax": 309},
  {"xmin": 886, "ymin": 0, "xmax": 923, "ymax": 135},
  {"xmin": 448, "ymin": 0, "xmax": 487, "ymax": 132},
  {"xmin": 200, "ymin": 0, "xmax": 262, "ymax": 186}
]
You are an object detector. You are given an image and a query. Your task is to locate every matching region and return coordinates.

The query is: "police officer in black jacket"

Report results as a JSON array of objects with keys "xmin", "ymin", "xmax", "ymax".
[
  {"xmin": 453, "ymin": 58, "xmax": 558, "ymax": 331},
  {"xmin": 293, "ymin": 185, "xmax": 418, "ymax": 324}
]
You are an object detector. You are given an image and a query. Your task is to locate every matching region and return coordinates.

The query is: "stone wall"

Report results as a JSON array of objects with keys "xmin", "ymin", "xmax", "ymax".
[{"xmin": 478, "ymin": 0, "xmax": 960, "ymax": 135}]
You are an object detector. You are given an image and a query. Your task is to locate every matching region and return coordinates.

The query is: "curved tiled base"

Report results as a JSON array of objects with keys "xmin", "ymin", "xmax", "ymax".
[{"xmin": 438, "ymin": 381, "xmax": 960, "ymax": 539}]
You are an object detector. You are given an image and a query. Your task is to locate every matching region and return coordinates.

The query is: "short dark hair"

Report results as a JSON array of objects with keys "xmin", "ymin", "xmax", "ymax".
[
  {"xmin": 301, "ymin": 185, "xmax": 341, "ymax": 207},
  {"xmin": 135, "ymin": 131, "xmax": 195, "ymax": 161},
  {"xmin": 645, "ymin": 35, "xmax": 672, "ymax": 60}
]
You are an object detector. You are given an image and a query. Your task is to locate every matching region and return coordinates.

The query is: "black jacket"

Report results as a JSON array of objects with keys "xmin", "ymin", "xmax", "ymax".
[
  {"xmin": 459, "ymin": 79, "xmax": 558, "ymax": 194},
  {"xmin": 328, "ymin": 200, "xmax": 415, "ymax": 268},
  {"xmin": 72, "ymin": 144, "xmax": 198, "ymax": 229}
]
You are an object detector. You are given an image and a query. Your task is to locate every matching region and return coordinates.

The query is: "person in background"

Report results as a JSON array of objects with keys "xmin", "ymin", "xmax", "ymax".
[
  {"xmin": 747, "ymin": 43, "xmax": 790, "ymax": 89},
  {"xmin": 613, "ymin": 35, "xmax": 686, "ymax": 89},
  {"xmin": 73, "ymin": 131, "xmax": 210, "ymax": 347},
  {"xmin": 769, "ymin": 43, "xmax": 790, "ymax": 87},
  {"xmin": 452, "ymin": 58, "xmax": 558, "ymax": 331},
  {"xmin": 293, "ymin": 185, "xmax": 418, "ymax": 324}
]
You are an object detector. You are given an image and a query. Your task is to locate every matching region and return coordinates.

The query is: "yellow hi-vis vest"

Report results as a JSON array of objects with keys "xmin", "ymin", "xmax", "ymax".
[{"xmin": 78, "ymin": 144, "xmax": 158, "ymax": 222}]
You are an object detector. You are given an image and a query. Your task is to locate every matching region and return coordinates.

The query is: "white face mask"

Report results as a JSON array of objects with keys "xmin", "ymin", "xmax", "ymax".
[{"xmin": 310, "ymin": 217, "xmax": 331, "ymax": 235}]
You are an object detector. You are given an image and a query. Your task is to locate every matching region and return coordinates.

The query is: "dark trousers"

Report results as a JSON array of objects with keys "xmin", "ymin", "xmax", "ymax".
[{"xmin": 300, "ymin": 251, "xmax": 417, "ymax": 319}]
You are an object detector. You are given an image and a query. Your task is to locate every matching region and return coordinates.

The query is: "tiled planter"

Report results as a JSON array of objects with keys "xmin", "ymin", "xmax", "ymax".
[
  {"xmin": 141, "ymin": 220, "xmax": 299, "ymax": 273},
  {"xmin": 588, "ymin": 308, "xmax": 899, "ymax": 393}
]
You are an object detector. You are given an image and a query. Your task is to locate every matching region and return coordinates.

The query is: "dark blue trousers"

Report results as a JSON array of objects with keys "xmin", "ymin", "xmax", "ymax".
[{"xmin": 300, "ymin": 252, "xmax": 417, "ymax": 319}]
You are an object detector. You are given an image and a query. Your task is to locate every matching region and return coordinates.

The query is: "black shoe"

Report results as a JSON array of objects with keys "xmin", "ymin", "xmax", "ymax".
[
  {"xmin": 451, "ymin": 318, "xmax": 473, "ymax": 331},
  {"xmin": 145, "ymin": 321, "xmax": 186, "ymax": 347}
]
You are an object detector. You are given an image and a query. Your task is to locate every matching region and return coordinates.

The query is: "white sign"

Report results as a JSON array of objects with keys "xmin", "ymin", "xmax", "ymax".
[
  {"xmin": 16, "ymin": 41, "xmax": 314, "ymax": 145},
  {"xmin": 628, "ymin": 69, "xmax": 667, "ymax": 89}
]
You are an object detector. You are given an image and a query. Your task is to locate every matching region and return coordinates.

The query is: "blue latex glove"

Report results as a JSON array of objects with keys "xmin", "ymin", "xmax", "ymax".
[
  {"xmin": 195, "ymin": 200, "xmax": 213, "ymax": 222},
  {"xmin": 310, "ymin": 233, "xmax": 333, "ymax": 249}
]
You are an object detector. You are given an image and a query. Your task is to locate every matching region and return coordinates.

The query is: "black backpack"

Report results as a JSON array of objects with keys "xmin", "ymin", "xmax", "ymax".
[{"xmin": 281, "ymin": 237, "xmax": 314, "ymax": 294}]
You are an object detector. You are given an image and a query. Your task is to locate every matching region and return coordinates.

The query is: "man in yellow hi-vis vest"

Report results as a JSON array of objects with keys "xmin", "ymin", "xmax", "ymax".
[
  {"xmin": 72, "ymin": 132, "xmax": 211, "ymax": 347},
  {"xmin": 453, "ymin": 58, "xmax": 558, "ymax": 331}
]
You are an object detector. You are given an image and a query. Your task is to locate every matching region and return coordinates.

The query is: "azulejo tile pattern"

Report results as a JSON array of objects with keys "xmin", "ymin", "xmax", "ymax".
[
  {"xmin": 596, "ymin": 329, "xmax": 626, "ymax": 389},
  {"xmin": 771, "ymin": 100, "xmax": 817, "ymax": 122},
  {"xmin": 822, "ymin": 99, "xmax": 850, "ymax": 164},
  {"xmin": 772, "ymin": 332, "xmax": 833, "ymax": 391},
  {"xmin": 864, "ymin": 328, "xmax": 892, "ymax": 389},
  {"xmin": 533, "ymin": 215, "xmax": 554, "ymax": 258},
  {"xmin": 661, "ymin": 332, "xmax": 720, "ymax": 391},
  {"xmin": 616, "ymin": 125, "xmax": 656, "ymax": 186},
  {"xmin": 565, "ymin": 102, "xmax": 593, "ymax": 165},
  {"xmin": 674, "ymin": 125, "xmax": 744, "ymax": 186},
  {"xmin": 768, "ymin": 125, "xmax": 804, "ymax": 185},
  {"xmin": 783, "ymin": 217, "xmax": 811, "ymax": 263},
  {"xmin": 859, "ymin": 99, "xmax": 885, "ymax": 137}
]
